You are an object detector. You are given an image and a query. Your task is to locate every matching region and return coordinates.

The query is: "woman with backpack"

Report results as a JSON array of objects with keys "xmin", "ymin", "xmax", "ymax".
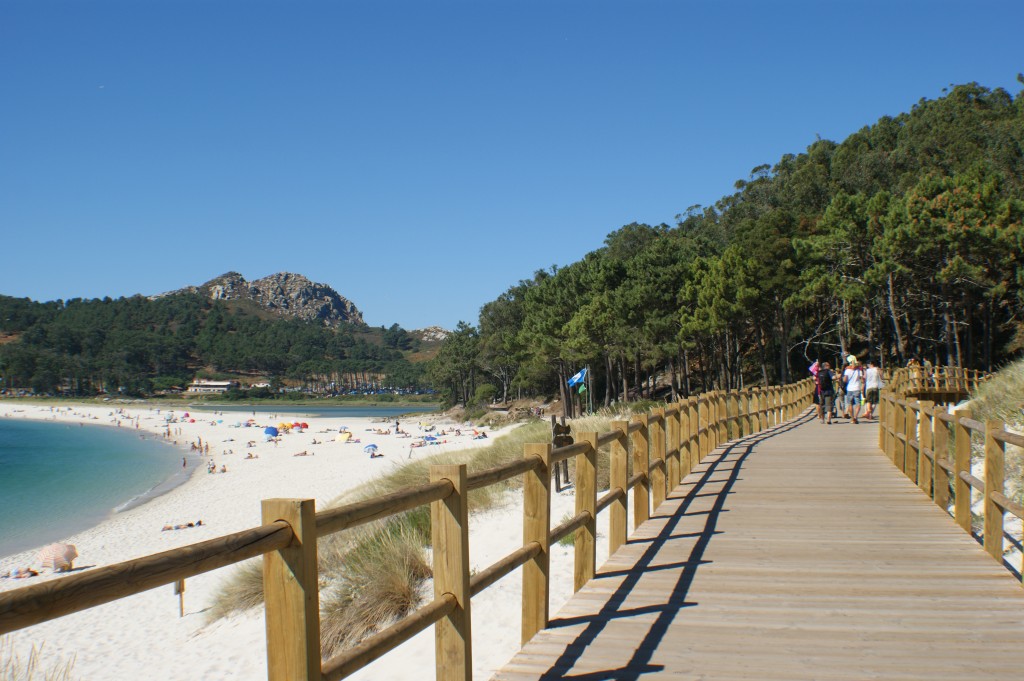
[{"xmin": 815, "ymin": 361, "xmax": 837, "ymax": 424}]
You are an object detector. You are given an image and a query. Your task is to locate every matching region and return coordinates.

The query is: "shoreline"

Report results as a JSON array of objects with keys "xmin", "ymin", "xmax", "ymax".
[
  {"xmin": 0, "ymin": 408, "xmax": 199, "ymax": 558},
  {"xmin": 0, "ymin": 402, "xmax": 544, "ymax": 680}
]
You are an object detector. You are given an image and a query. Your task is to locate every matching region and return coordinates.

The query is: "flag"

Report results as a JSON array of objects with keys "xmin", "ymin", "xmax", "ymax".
[
  {"xmin": 567, "ymin": 367, "xmax": 587, "ymax": 387},
  {"xmin": 578, "ymin": 384, "xmax": 588, "ymax": 394},
  {"xmin": 808, "ymin": 360, "xmax": 819, "ymax": 376}
]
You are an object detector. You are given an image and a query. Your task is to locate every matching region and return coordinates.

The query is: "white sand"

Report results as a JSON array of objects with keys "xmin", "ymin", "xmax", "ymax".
[{"xmin": 0, "ymin": 403, "xmax": 604, "ymax": 680}]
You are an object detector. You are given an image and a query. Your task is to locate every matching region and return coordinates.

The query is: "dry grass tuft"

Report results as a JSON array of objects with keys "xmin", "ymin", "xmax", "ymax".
[
  {"xmin": 0, "ymin": 638, "xmax": 76, "ymax": 681},
  {"xmin": 208, "ymin": 407, "xmax": 639, "ymax": 655},
  {"xmin": 206, "ymin": 559, "xmax": 264, "ymax": 621},
  {"xmin": 969, "ymin": 357, "xmax": 1024, "ymax": 500},
  {"xmin": 319, "ymin": 526, "xmax": 431, "ymax": 656}
]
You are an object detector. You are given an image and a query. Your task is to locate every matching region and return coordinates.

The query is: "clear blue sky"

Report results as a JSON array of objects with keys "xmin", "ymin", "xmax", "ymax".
[{"xmin": 2, "ymin": 1, "xmax": 1021, "ymax": 330}]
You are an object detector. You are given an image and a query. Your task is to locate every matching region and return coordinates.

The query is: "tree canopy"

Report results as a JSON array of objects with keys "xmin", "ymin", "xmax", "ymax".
[{"xmin": 431, "ymin": 82, "xmax": 1024, "ymax": 409}]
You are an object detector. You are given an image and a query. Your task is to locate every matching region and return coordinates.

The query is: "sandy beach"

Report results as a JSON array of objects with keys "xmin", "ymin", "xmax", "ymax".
[{"xmin": 0, "ymin": 402, "xmax": 602, "ymax": 680}]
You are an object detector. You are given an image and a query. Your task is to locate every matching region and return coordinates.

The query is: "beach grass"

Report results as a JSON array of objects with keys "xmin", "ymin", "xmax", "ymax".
[
  {"xmin": 209, "ymin": 404, "xmax": 641, "ymax": 654},
  {"xmin": 0, "ymin": 638, "xmax": 76, "ymax": 681},
  {"xmin": 969, "ymin": 358, "xmax": 1024, "ymax": 501}
]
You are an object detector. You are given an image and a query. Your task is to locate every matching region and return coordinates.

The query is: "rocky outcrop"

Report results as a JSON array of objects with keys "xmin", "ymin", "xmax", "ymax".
[
  {"xmin": 414, "ymin": 326, "xmax": 449, "ymax": 343},
  {"xmin": 158, "ymin": 272, "xmax": 364, "ymax": 326}
]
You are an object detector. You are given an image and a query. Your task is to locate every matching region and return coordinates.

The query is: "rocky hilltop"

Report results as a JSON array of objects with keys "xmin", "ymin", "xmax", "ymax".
[{"xmin": 159, "ymin": 272, "xmax": 364, "ymax": 326}]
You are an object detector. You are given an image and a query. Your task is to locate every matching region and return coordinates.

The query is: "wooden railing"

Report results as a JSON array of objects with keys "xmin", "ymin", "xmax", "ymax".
[
  {"xmin": 0, "ymin": 379, "xmax": 815, "ymax": 680},
  {"xmin": 885, "ymin": 365, "xmax": 986, "ymax": 396},
  {"xmin": 878, "ymin": 368, "xmax": 1024, "ymax": 581}
]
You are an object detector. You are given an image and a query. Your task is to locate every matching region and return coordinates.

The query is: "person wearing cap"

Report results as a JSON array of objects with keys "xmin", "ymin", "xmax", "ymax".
[{"xmin": 842, "ymin": 357, "xmax": 866, "ymax": 424}]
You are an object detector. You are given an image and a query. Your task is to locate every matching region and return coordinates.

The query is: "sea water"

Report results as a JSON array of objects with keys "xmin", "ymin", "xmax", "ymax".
[
  {"xmin": 0, "ymin": 418, "xmax": 183, "ymax": 558},
  {"xmin": 0, "ymin": 404, "xmax": 439, "ymax": 559}
]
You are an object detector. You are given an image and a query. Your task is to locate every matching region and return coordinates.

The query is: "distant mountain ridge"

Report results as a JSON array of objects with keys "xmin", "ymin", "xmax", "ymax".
[{"xmin": 156, "ymin": 271, "xmax": 365, "ymax": 326}]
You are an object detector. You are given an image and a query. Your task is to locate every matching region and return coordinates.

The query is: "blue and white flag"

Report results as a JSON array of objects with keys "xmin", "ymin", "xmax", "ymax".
[{"xmin": 567, "ymin": 367, "xmax": 587, "ymax": 387}]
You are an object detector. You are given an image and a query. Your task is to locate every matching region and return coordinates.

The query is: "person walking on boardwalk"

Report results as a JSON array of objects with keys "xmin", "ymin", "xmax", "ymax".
[
  {"xmin": 863, "ymin": 359, "xmax": 884, "ymax": 420},
  {"xmin": 815, "ymin": 362, "xmax": 837, "ymax": 424},
  {"xmin": 842, "ymin": 356, "xmax": 866, "ymax": 424}
]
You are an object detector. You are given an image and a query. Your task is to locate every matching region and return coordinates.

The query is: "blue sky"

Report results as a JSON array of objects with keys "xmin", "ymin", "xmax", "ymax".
[{"xmin": 1, "ymin": 0, "xmax": 1021, "ymax": 330}]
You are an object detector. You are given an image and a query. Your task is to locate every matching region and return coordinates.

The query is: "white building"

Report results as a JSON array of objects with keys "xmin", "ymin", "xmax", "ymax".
[{"xmin": 185, "ymin": 380, "xmax": 237, "ymax": 394}]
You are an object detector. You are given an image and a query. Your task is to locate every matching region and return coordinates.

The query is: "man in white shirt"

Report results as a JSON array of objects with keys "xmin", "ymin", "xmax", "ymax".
[
  {"xmin": 842, "ymin": 356, "xmax": 866, "ymax": 424},
  {"xmin": 863, "ymin": 359, "xmax": 884, "ymax": 420}
]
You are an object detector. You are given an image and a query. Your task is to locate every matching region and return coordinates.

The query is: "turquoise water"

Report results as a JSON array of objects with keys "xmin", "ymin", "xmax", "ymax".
[
  {"xmin": 0, "ymin": 404, "xmax": 440, "ymax": 558},
  {"xmin": 0, "ymin": 418, "xmax": 184, "ymax": 558}
]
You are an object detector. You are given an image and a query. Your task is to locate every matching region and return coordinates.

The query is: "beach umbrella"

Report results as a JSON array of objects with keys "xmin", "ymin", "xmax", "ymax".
[
  {"xmin": 338, "ymin": 426, "xmax": 350, "ymax": 431},
  {"xmin": 336, "ymin": 431, "xmax": 352, "ymax": 442},
  {"xmin": 423, "ymin": 436, "xmax": 438, "ymax": 442},
  {"xmin": 300, "ymin": 422, "xmax": 309, "ymax": 429},
  {"xmin": 264, "ymin": 426, "xmax": 279, "ymax": 437},
  {"xmin": 38, "ymin": 543, "xmax": 78, "ymax": 571},
  {"xmin": 363, "ymin": 444, "xmax": 378, "ymax": 453},
  {"xmin": 183, "ymin": 412, "xmax": 189, "ymax": 418}
]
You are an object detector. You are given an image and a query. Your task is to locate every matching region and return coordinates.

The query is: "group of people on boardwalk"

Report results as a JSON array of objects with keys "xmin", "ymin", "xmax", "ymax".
[{"xmin": 811, "ymin": 355, "xmax": 884, "ymax": 425}]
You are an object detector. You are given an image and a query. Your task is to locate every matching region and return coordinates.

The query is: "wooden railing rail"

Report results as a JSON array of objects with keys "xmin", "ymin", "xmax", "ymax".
[
  {"xmin": 877, "ymin": 367, "xmax": 1023, "ymax": 583},
  {"xmin": 0, "ymin": 378, "xmax": 816, "ymax": 680}
]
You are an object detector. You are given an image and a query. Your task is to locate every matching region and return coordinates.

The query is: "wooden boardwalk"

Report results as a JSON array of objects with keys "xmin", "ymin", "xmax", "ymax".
[{"xmin": 493, "ymin": 411, "xmax": 1024, "ymax": 680}]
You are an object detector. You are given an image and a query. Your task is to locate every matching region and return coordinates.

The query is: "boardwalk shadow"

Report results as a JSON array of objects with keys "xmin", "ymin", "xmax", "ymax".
[{"xmin": 537, "ymin": 413, "xmax": 814, "ymax": 680}]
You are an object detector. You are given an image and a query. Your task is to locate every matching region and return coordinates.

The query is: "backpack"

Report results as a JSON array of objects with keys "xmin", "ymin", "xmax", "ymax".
[{"xmin": 818, "ymin": 370, "xmax": 834, "ymax": 392}]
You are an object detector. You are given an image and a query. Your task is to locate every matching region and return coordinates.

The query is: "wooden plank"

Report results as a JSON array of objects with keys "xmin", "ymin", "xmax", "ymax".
[
  {"xmin": 493, "ymin": 412, "xmax": 1024, "ymax": 681},
  {"xmin": 608, "ymin": 422, "xmax": 628, "ymax": 555},
  {"xmin": 521, "ymin": 443, "xmax": 551, "ymax": 645},
  {"xmin": 983, "ymin": 420, "xmax": 1005, "ymax": 563},
  {"xmin": 574, "ymin": 433, "xmax": 597, "ymax": 592},
  {"xmin": 431, "ymin": 464, "xmax": 472, "ymax": 681},
  {"xmin": 262, "ymin": 499, "xmax": 320, "ymax": 681},
  {"xmin": 630, "ymin": 415, "xmax": 650, "ymax": 529}
]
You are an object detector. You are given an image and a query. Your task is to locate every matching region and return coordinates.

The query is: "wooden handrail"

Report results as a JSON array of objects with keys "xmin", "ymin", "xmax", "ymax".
[
  {"xmin": 321, "ymin": 594, "xmax": 456, "ymax": 681},
  {"xmin": 470, "ymin": 543, "xmax": 540, "ymax": 597},
  {"xmin": 0, "ymin": 520, "xmax": 293, "ymax": 635},
  {"xmin": 1, "ymin": 375, "xmax": 818, "ymax": 680},
  {"xmin": 467, "ymin": 457, "xmax": 541, "ymax": 490},
  {"xmin": 877, "ymin": 367, "xmax": 1024, "ymax": 584},
  {"xmin": 316, "ymin": 480, "xmax": 454, "ymax": 536}
]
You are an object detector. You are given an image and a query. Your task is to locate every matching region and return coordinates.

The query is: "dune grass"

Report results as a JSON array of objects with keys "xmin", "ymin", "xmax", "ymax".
[
  {"xmin": 0, "ymin": 639, "xmax": 76, "ymax": 681},
  {"xmin": 968, "ymin": 357, "xmax": 1024, "ymax": 502},
  {"xmin": 209, "ymin": 404, "xmax": 643, "ymax": 655}
]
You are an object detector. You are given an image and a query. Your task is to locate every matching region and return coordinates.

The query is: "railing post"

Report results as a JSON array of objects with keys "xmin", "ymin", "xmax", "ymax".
[
  {"xmin": 905, "ymin": 400, "xmax": 919, "ymax": 484},
  {"xmin": 431, "ymin": 464, "xmax": 472, "ymax": 681},
  {"xmin": 878, "ymin": 390, "xmax": 888, "ymax": 451},
  {"xmin": 262, "ymin": 498, "xmax": 321, "ymax": 681},
  {"xmin": 522, "ymin": 443, "xmax": 551, "ymax": 644},
  {"xmin": 716, "ymin": 391, "xmax": 728, "ymax": 445},
  {"xmin": 687, "ymin": 396, "xmax": 699, "ymax": 471},
  {"xmin": 609, "ymin": 421, "xmax": 629, "ymax": 555},
  {"xmin": 894, "ymin": 398, "xmax": 907, "ymax": 472},
  {"xmin": 575, "ymin": 433, "xmax": 598, "ymax": 592},
  {"xmin": 740, "ymin": 390, "xmax": 751, "ymax": 438},
  {"xmin": 697, "ymin": 398, "xmax": 709, "ymax": 462},
  {"xmin": 983, "ymin": 420, "xmax": 1005, "ymax": 564},
  {"xmin": 884, "ymin": 393, "xmax": 896, "ymax": 462},
  {"xmin": 630, "ymin": 414, "xmax": 650, "ymax": 529},
  {"xmin": 953, "ymin": 408, "xmax": 972, "ymax": 534},
  {"xmin": 917, "ymin": 401, "xmax": 934, "ymax": 497},
  {"xmin": 673, "ymin": 403, "xmax": 686, "ymax": 486},
  {"xmin": 933, "ymin": 405, "xmax": 950, "ymax": 512},
  {"xmin": 758, "ymin": 388, "xmax": 767, "ymax": 431},
  {"xmin": 669, "ymin": 403, "xmax": 682, "ymax": 490},
  {"xmin": 706, "ymin": 392, "xmax": 718, "ymax": 451},
  {"xmin": 650, "ymin": 410, "xmax": 666, "ymax": 512}
]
